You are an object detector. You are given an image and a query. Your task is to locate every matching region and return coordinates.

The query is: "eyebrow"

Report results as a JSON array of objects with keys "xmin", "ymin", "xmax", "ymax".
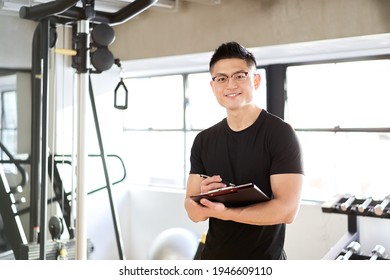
[{"xmin": 212, "ymin": 70, "xmax": 248, "ymax": 77}]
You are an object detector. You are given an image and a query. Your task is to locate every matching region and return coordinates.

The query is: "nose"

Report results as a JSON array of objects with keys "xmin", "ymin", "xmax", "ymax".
[{"xmin": 226, "ymin": 77, "xmax": 238, "ymax": 88}]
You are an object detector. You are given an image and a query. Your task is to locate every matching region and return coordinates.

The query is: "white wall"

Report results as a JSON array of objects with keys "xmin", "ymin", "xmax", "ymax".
[
  {"xmin": 84, "ymin": 185, "xmax": 390, "ymax": 260},
  {"xmin": 0, "ymin": 14, "xmax": 36, "ymax": 69},
  {"xmin": 121, "ymin": 189, "xmax": 342, "ymax": 260}
]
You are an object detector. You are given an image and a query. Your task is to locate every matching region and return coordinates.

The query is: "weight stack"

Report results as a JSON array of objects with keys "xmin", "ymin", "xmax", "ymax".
[{"xmin": 18, "ymin": 239, "xmax": 94, "ymax": 260}]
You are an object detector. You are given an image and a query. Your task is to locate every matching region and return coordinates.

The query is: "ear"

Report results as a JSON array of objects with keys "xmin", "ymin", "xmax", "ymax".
[
  {"xmin": 253, "ymin": 73, "xmax": 261, "ymax": 90},
  {"xmin": 210, "ymin": 80, "xmax": 216, "ymax": 93}
]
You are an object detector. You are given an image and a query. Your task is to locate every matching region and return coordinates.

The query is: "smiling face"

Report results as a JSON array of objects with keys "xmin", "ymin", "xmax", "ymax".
[{"xmin": 210, "ymin": 58, "xmax": 260, "ymax": 112}]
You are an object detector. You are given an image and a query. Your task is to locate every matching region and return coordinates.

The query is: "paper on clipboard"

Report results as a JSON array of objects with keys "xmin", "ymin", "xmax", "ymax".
[{"xmin": 190, "ymin": 183, "xmax": 270, "ymax": 207}]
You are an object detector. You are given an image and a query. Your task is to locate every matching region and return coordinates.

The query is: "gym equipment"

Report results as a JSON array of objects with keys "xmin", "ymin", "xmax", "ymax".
[
  {"xmin": 340, "ymin": 195, "xmax": 355, "ymax": 212},
  {"xmin": 19, "ymin": 239, "xmax": 93, "ymax": 260},
  {"xmin": 148, "ymin": 228, "xmax": 199, "ymax": 260},
  {"xmin": 113, "ymin": 59, "xmax": 129, "ymax": 110},
  {"xmin": 90, "ymin": 23, "xmax": 116, "ymax": 72},
  {"xmin": 322, "ymin": 194, "xmax": 390, "ymax": 260},
  {"xmin": 19, "ymin": 0, "xmax": 157, "ymax": 260},
  {"xmin": 56, "ymin": 243, "xmax": 68, "ymax": 260},
  {"xmin": 0, "ymin": 164, "xmax": 28, "ymax": 260},
  {"xmin": 322, "ymin": 193, "xmax": 390, "ymax": 218},
  {"xmin": 357, "ymin": 197, "xmax": 373, "ymax": 214},
  {"xmin": 48, "ymin": 216, "xmax": 64, "ymax": 241},
  {"xmin": 369, "ymin": 245, "xmax": 386, "ymax": 260},
  {"xmin": 0, "ymin": 141, "xmax": 29, "ymax": 190},
  {"xmin": 373, "ymin": 195, "xmax": 390, "ymax": 216},
  {"xmin": 337, "ymin": 241, "xmax": 361, "ymax": 260}
]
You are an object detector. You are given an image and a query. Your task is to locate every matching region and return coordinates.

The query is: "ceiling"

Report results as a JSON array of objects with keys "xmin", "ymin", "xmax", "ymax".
[{"xmin": 0, "ymin": 0, "xmax": 220, "ymax": 15}]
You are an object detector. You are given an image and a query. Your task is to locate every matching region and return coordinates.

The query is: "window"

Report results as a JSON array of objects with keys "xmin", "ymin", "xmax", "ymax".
[
  {"xmin": 122, "ymin": 69, "xmax": 267, "ymax": 189},
  {"xmin": 122, "ymin": 75, "xmax": 185, "ymax": 188},
  {"xmin": 285, "ymin": 59, "xmax": 390, "ymax": 201},
  {"xmin": 120, "ymin": 57, "xmax": 390, "ymax": 202},
  {"xmin": 0, "ymin": 90, "xmax": 18, "ymax": 172}
]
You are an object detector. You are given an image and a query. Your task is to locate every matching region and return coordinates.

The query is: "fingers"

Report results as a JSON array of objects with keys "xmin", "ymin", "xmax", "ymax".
[
  {"xmin": 200, "ymin": 198, "xmax": 226, "ymax": 214},
  {"xmin": 200, "ymin": 174, "xmax": 222, "ymax": 184},
  {"xmin": 199, "ymin": 198, "xmax": 212, "ymax": 207},
  {"xmin": 200, "ymin": 175, "xmax": 226, "ymax": 193}
]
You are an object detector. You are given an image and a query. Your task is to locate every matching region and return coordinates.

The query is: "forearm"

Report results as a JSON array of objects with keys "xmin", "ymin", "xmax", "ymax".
[
  {"xmin": 185, "ymin": 174, "xmax": 227, "ymax": 223},
  {"xmin": 184, "ymin": 197, "xmax": 209, "ymax": 222},
  {"xmin": 225, "ymin": 199, "xmax": 300, "ymax": 226},
  {"xmin": 223, "ymin": 173, "xmax": 304, "ymax": 225},
  {"xmin": 192, "ymin": 174, "xmax": 303, "ymax": 226}
]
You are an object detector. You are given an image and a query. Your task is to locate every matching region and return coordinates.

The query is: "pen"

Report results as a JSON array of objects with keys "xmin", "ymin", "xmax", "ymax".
[{"xmin": 199, "ymin": 174, "xmax": 236, "ymax": 187}]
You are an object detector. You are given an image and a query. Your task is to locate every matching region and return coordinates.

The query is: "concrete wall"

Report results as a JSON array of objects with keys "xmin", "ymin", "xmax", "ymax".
[
  {"xmin": 0, "ymin": 15, "xmax": 36, "ymax": 69},
  {"xmin": 2, "ymin": 0, "xmax": 390, "ymax": 68},
  {"xmin": 111, "ymin": 0, "xmax": 390, "ymax": 60}
]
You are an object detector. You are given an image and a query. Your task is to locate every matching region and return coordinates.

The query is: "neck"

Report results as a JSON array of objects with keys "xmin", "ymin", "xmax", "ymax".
[{"xmin": 226, "ymin": 105, "xmax": 262, "ymax": 131}]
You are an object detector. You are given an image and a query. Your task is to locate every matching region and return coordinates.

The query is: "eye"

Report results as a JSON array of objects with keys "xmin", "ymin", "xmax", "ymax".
[
  {"xmin": 215, "ymin": 76, "xmax": 227, "ymax": 83},
  {"xmin": 234, "ymin": 72, "xmax": 247, "ymax": 80}
]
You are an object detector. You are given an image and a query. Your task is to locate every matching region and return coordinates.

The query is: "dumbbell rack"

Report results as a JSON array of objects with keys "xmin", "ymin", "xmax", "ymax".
[{"xmin": 321, "ymin": 194, "xmax": 390, "ymax": 260}]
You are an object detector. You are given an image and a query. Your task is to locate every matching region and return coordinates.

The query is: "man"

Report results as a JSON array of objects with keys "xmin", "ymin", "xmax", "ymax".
[{"xmin": 184, "ymin": 41, "xmax": 304, "ymax": 260}]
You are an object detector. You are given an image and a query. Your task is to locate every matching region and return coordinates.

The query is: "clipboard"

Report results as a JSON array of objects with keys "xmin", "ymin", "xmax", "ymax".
[{"xmin": 190, "ymin": 183, "xmax": 270, "ymax": 207}]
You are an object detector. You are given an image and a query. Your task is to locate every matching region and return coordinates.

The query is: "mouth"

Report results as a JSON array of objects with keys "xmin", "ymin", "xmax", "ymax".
[{"xmin": 225, "ymin": 92, "xmax": 241, "ymax": 97}]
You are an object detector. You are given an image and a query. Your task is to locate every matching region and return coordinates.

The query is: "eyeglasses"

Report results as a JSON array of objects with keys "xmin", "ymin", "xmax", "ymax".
[{"xmin": 211, "ymin": 71, "xmax": 249, "ymax": 85}]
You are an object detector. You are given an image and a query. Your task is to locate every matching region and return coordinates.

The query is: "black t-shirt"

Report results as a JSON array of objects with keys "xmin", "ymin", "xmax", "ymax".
[{"xmin": 189, "ymin": 110, "xmax": 304, "ymax": 260}]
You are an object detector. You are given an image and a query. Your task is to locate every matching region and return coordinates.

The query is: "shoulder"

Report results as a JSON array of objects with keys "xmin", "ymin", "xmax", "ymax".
[
  {"xmin": 191, "ymin": 119, "xmax": 226, "ymax": 153},
  {"xmin": 261, "ymin": 111, "xmax": 301, "ymax": 153},
  {"xmin": 262, "ymin": 110, "xmax": 290, "ymax": 126},
  {"xmin": 261, "ymin": 111, "xmax": 295, "ymax": 134},
  {"xmin": 195, "ymin": 119, "xmax": 226, "ymax": 140}
]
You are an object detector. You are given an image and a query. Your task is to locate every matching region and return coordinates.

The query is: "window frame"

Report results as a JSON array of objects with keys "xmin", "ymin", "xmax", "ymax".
[
  {"xmin": 281, "ymin": 54, "xmax": 390, "ymax": 201},
  {"xmin": 121, "ymin": 53, "xmax": 390, "ymax": 202},
  {"xmin": 0, "ymin": 89, "xmax": 18, "ymax": 160}
]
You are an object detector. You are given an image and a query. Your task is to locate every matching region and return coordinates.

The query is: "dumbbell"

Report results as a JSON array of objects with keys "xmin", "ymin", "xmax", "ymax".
[
  {"xmin": 340, "ymin": 195, "xmax": 356, "ymax": 212},
  {"xmin": 373, "ymin": 195, "xmax": 390, "ymax": 216},
  {"xmin": 337, "ymin": 241, "xmax": 361, "ymax": 260},
  {"xmin": 369, "ymin": 245, "xmax": 386, "ymax": 260},
  {"xmin": 357, "ymin": 197, "xmax": 373, "ymax": 214}
]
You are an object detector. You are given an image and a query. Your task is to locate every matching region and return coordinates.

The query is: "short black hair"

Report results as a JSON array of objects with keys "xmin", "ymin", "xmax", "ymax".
[{"xmin": 209, "ymin": 41, "xmax": 257, "ymax": 71}]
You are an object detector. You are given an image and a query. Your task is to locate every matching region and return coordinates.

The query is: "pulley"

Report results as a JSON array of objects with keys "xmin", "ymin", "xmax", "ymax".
[{"xmin": 49, "ymin": 216, "xmax": 64, "ymax": 240}]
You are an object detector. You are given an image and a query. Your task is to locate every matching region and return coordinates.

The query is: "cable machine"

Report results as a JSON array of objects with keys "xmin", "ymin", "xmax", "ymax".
[{"xmin": 19, "ymin": 0, "xmax": 157, "ymax": 260}]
